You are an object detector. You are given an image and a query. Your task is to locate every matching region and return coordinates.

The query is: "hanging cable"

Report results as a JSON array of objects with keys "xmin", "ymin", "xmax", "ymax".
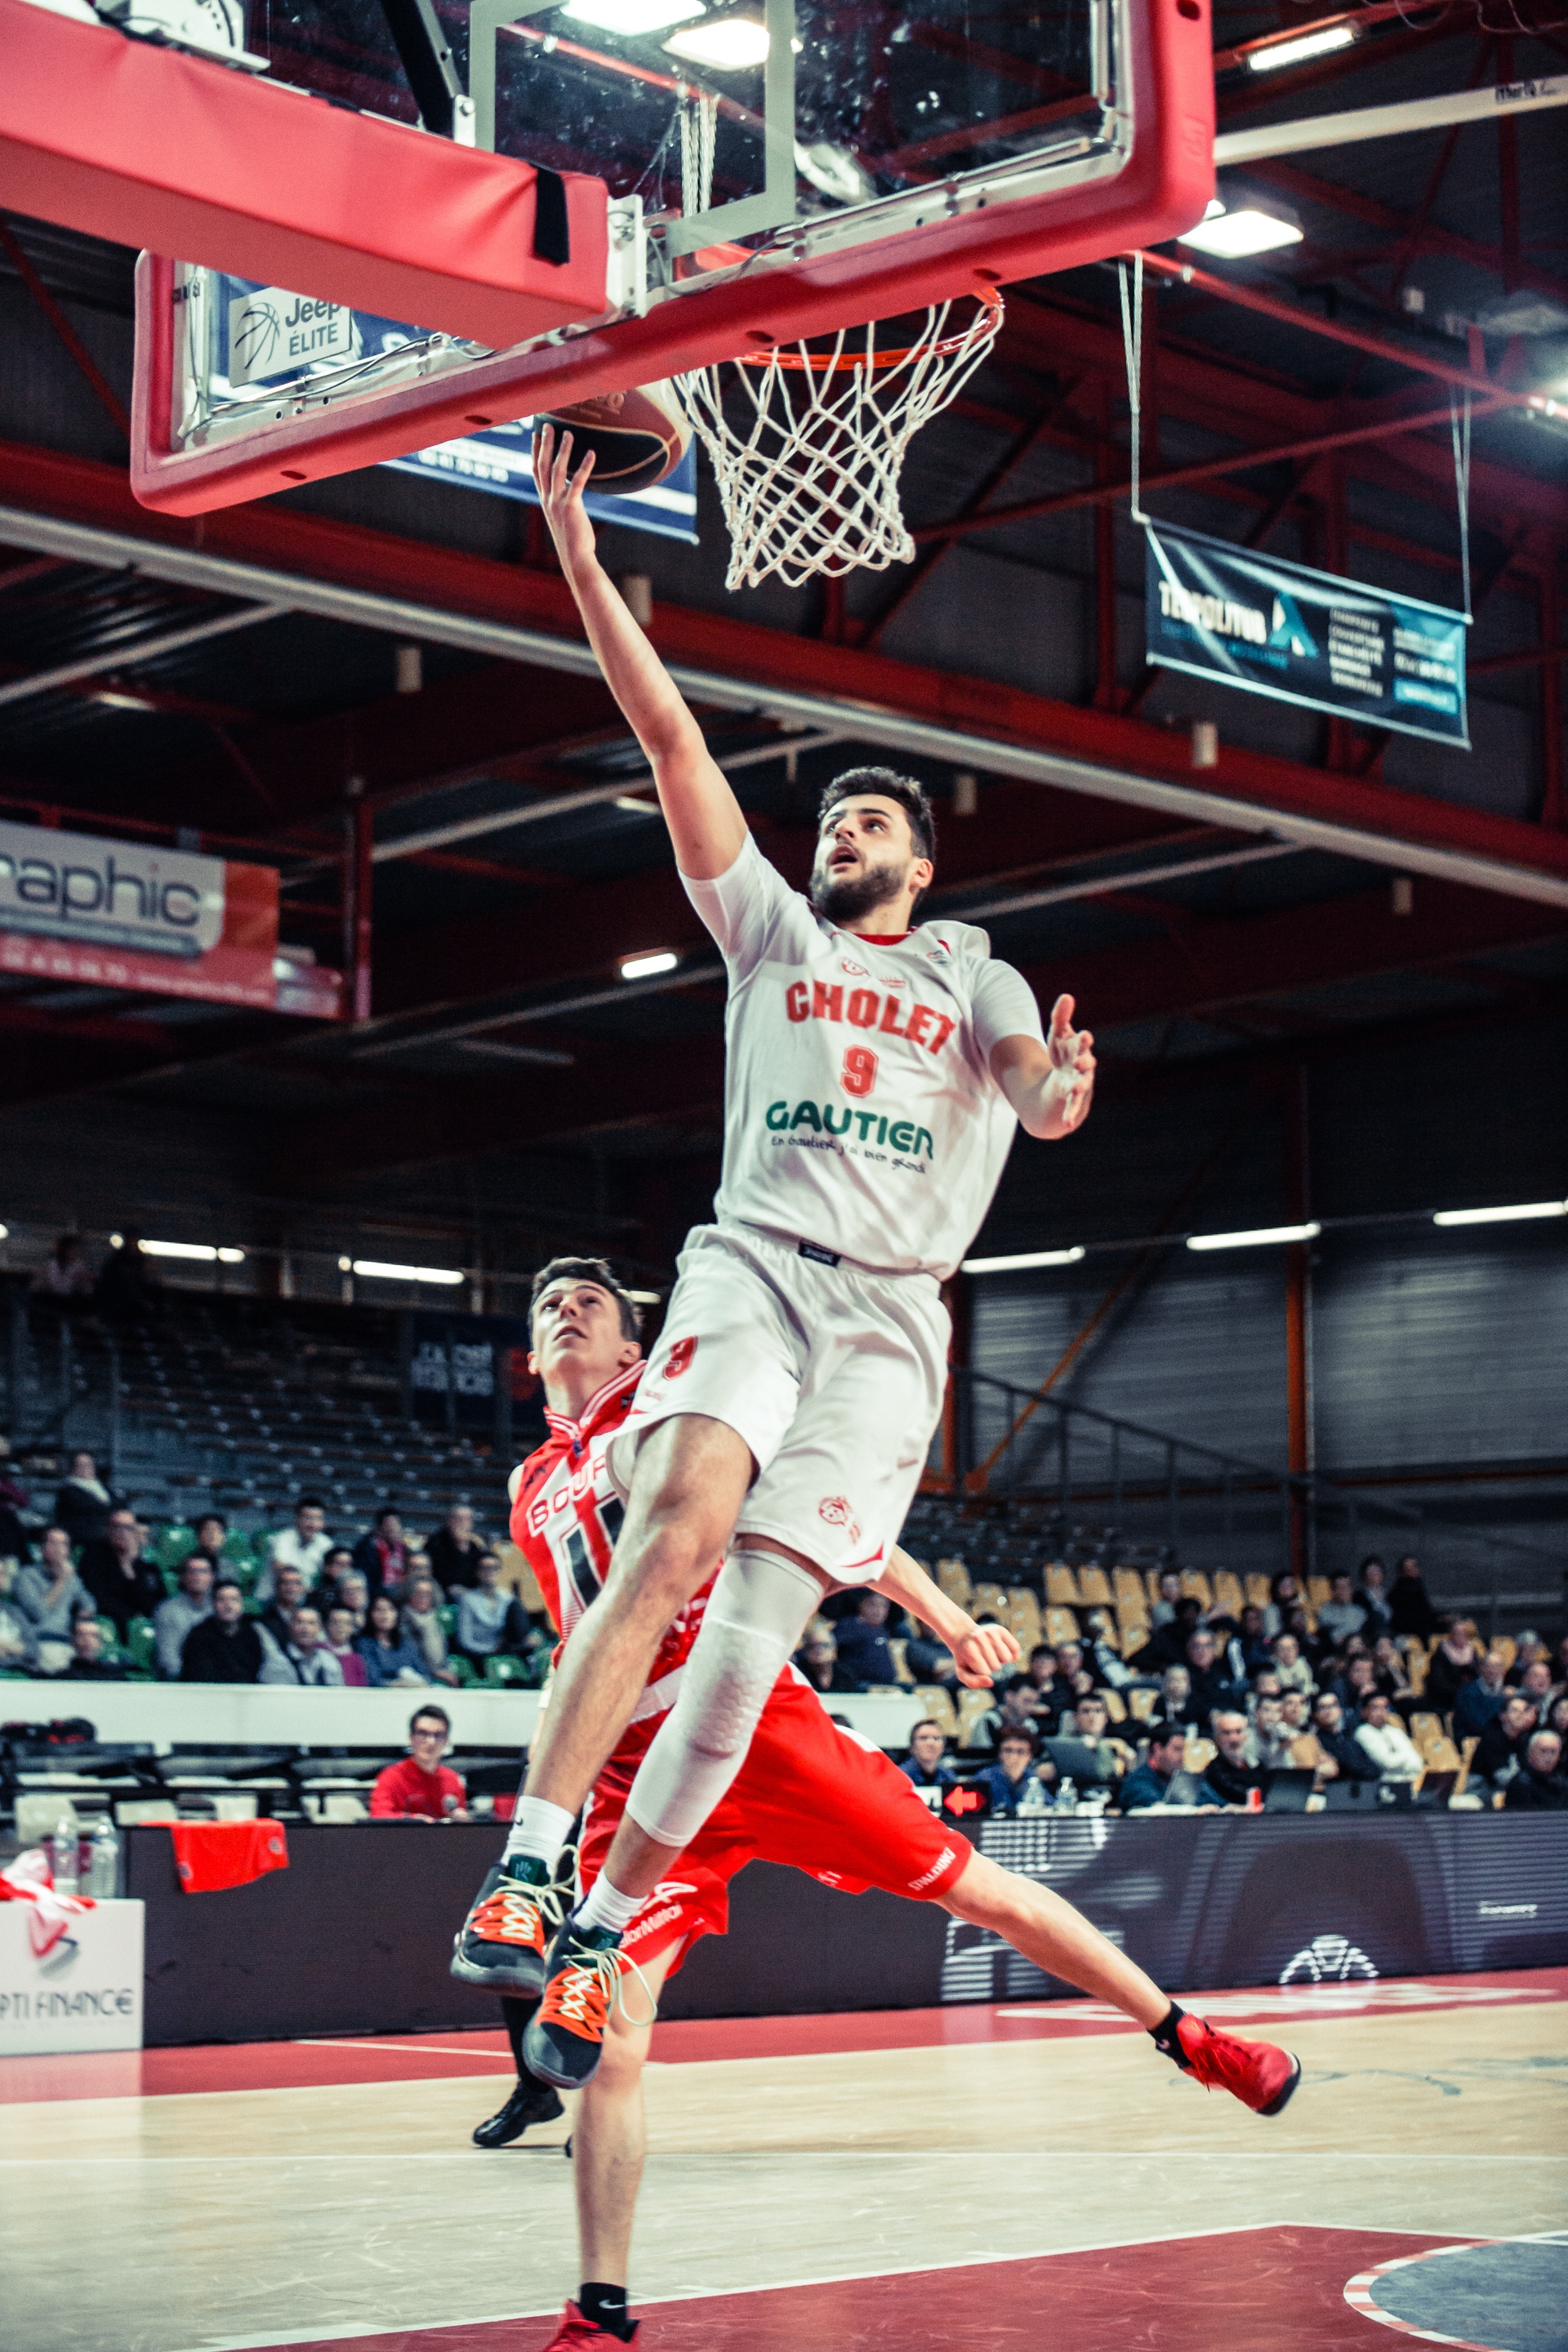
[
  {"xmin": 1117, "ymin": 252, "xmax": 1147, "ymax": 524},
  {"xmin": 1450, "ymin": 385, "xmax": 1472, "ymax": 621}
]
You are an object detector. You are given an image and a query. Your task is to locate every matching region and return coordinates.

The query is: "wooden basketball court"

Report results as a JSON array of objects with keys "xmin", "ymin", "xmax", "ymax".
[{"xmin": 3, "ymin": 1969, "xmax": 1565, "ymax": 2352}]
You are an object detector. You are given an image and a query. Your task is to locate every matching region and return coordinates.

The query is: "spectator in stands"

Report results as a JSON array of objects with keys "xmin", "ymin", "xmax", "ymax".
[
  {"xmin": 1269, "ymin": 1630, "xmax": 1315, "ymax": 1700},
  {"xmin": 453, "ymin": 1552, "xmax": 521, "ymax": 1670},
  {"xmin": 1354, "ymin": 1691, "xmax": 1423, "ymax": 1782},
  {"xmin": 978, "ymin": 1726, "xmax": 1053, "ymax": 1816},
  {"xmin": 1517, "ymin": 1658, "xmax": 1556, "ymax": 1717},
  {"xmin": 1472, "ymin": 1692, "xmax": 1538, "ymax": 1790},
  {"xmin": 1261, "ymin": 1571, "xmax": 1303, "ymax": 1641},
  {"xmin": 832, "ymin": 1588, "xmax": 902, "ymax": 1689},
  {"xmin": 369, "ymin": 1705, "xmax": 469, "ymax": 1820},
  {"xmin": 320, "ymin": 1604, "xmax": 368, "ymax": 1686},
  {"xmin": 1147, "ymin": 1567, "xmax": 1185, "ymax": 1628},
  {"xmin": 1250, "ymin": 1692, "xmax": 1294, "ymax": 1771},
  {"xmin": 1131, "ymin": 1596, "xmax": 1202, "ymax": 1673},
  {"xmin": 354, "ymin": 1506, "xmax": 411, "ymax": 1604},
  {"xmin": 53, "ymin": 1450, "xmax": 117, "ymax": 1548},
  {"xmin": 427, "ymin": 1503, "xmax": 488, "ymax": 1594},
  {"xmin": 1316, "ymin": 1571, "xmax": 1367, "ymax": 1649},
  {"xmin": 258, "ymin": 1499, "xmax": 332, "ymax": 1599},
  {"xmin": 794, "ymin": 1621, "xmax": 858, "ymax": 1695},
  {"xmin": 1183, "ymin": 1628, "xmax": 1243, "ymax": 1731},
  {"xmin": 1067, "ymin": 1694, "xmax": 1129, "ymax": 1786},
  {"xmin": 0, "ymin": 1440, "xmax": 31, "ymax": 1564},
  {"xmin": 1227, "ymin": 1606, "xmax": 1273, "ymax": 1682},
  {"xmin": 154, "ymin": 1555, "xmax": 215, "ymax": 1678},
  {"xmin": 1356, "ymin": 1557, "xmax": 1393, "ymax": 1635},
  {"xmin": 982, "ymin": 1674, "xmax": 1043, "ymax": 1749},
  {"xmin": 189, "ymin": 1512, "xmax": 230, "ymax": 1576},
  {"xmin": 356, "ymin": 1592, "xmax": 431, "ymax": 1686},
  {"xmin": 180, "ymin": 1579, "xmax": 266, "ymax": 1682},
  {"xmin": 1454, "ymin": 1650, "xmax": 1512, "ymax": 1743},
  {"xmin": 399, "ymin": 1572, "xmax": 458, "ymax": 1685},
  {"xmin": 1246, "ymin": 1666, "xmax": 1284, "ymax": 1720},
  {"xmin": 93, "ymin": 1228, "xmax": 163, "ymax": 1322},
  {"xmin": 900, "ymin": 1719, "xmax": 958, "ymax": 1800},
  {"xmin": 1310, "ymin": 1690, "xmax": 1380, "ymax": 1783},
  {"xmin": 902, "ymin": 1615, "xmax": 958, "ymax": 1690},
  {"xmin": 260, "ymin": 1564, "xmax": 309, "ymax": 1655},
  {"xmin": 1082, "ymin": 1610, "xmax": 1143, "ymax": 1691},
  {"xmin": 1201, "ymin": 1711, "xmax": 1267, "ymax": 1808},
  {"xmin": 1550, "ymin": 1694, "xmax": 1568, "ymax": 1746},
  {"xmin": 77, "ymin": 1507, "xmax": 163, "ymax": 1638},
  {"xmin": 1279, "ymin": 1689, "xmax": 1319, "ymax": 1762},
  {"xmin": 1426, "ymin": 1620, "xmax": 1482, "ymax": 1713},
  {"xmin": 1054, "ymin": 1640, "xmax": 1096, "ymax": 1705},
  {"xmin": 60, "ymin": 1616, "xmax": 127, "ymax": 1680},
  {"xmin": 1016, "ymin": 1645, "xmax": 1062, "ymax": 1724},
  {"xmin": 1370, "ymin": 1633, "xmax": 1416, "ymax": 1708},
  {"xmin": 1553, "ymin": 1635, "xmax": 1568, "ymax": 1689},
  {"xmin": 1504, "ymin": 1729, "xmax": 1568, "ymax": 1811},
  {"xmin": 1334, "ymin": 1655, "xmax": 1381, "ymax": 1721},
  {"xmin": 1389, "ymin": 1554, "xmax": 1441, "ymax": 1640},
  {"xmin": 16, "ymin": 1527, "xmax": 94, "ymax": 1661},
  {"xmin": 33, "ymin": 1232, "xmax": 93, "ymax": 1304},
  {"xmin": 325, "ymin": 1562, "xmax": 369, "ymax": 1628},
  {"xmin": 0, "ymin": 1557, "xmax": 38, "ymax": 1670},
  {"xmin": 283, "ymin": 1604, "xmax": 344, "ymax": 1687},
  {"xmin": 1120, "ymin": 1723, "xmax": 1223, "ymax": 1812}
]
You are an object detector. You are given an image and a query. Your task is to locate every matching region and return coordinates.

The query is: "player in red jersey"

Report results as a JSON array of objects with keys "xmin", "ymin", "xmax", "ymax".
[{"xmin": 454, "ymin": 1256, "xmax": 1301, "ymax": 2347}]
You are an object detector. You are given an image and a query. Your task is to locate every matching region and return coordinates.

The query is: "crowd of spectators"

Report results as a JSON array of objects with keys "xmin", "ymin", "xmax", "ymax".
[{"xmin": 0, "ymin": 1464, "xmax": 549, "ymax": 1690}]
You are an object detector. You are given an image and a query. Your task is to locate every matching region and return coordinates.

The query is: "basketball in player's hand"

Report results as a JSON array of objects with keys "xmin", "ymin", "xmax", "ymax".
[{"xmin": 535, "ymin": 381, "xmax": 689, "ymax": 494}]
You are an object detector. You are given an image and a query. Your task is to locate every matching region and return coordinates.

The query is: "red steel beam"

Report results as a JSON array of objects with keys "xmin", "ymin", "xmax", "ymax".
[{"xmin": 1247, "ymin": 158, "xmax": 1568, "ymax": 310}]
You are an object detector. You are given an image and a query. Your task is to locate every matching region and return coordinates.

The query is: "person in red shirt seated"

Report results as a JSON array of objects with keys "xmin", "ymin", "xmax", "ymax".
[{"xmin": 370, "ymin": 1706, "xmax": 470, "ymax": 1820}]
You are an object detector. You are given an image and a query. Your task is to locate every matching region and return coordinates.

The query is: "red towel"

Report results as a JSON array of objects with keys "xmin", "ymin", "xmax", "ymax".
[{"xmin": 168, "ymin": 1820, "xmax": 289, "ymax": 1894}]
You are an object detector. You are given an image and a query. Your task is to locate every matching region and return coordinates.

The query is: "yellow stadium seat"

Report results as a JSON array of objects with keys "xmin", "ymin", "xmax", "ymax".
[
  {"xmin": 886, "ymin": 1638, "xmax": 916, "ymax": 1686},
  {"xmin": 971, "ymin": 1583, "xmax": 1010, "ymax": 1624},
  {"xmin": 1410, "ymin": 1712, "xmax": 1446, "ymax": 1755},
  {"xmin": 496, "ymin": 1540, "xmax": 545, "ymax": 1615},
  {"xmin": 1185, "ymin": 1736, "xmax": 1216, "ymax": 1774},
  {"xmin": 1126, "ymin": 1687, "xmax": 1159, "ymax": 1722},
  {"xmin": 1145, "ymin": 1570, "xmax": 1165, "ymax": 1606},
  {"xmin": 1116, "ymin": 1604, "xmax": 1150, "ymax": 1651},
  {"xmin": 1494, "ymin": 1636, "xmax": 1517, "ymax": 1670},
  {"xmin": 1181, "ymin": 1570, "xmax": 1213, "ymax": 1608},
  {"xmin": 1422, "ymin": 1736, "xmax": 1462, "ymax": 1774},
  {"xmin": 1405, "ymin": 1649, "xmax": 1430, "ymax": 1695},
  {"xmin": 1045, "ymin": 1564, "xmax": 1080, "ymax": 1606},
  {"xmin": 1245, "ymin": 1574, "xmax": 1271, "ymax": 1610},
  {"xmin": 1096, "ymin": 1686, "xmax": 1128, "ymax": 1722},
  {"xmin": 937, "ymin": 1558, "xmax": 973, "ymax": 1608},
  {"xmin": 913, "ymin": 1685, "xmax": 959, "ymax": 1737},
  {"xmin": 1111, "ymin": 1567, "xmax": 1144, "ymax": 1606},
  {"xmin": 956, "ymin": 1688, "xmax": 994, "ymax": 1748},
  {"xmin": 1008, "ymin": 1592, "xmax": 1042, "ymax": 1654},
  {"xmin": 1077, "ymin": 1567, "xmax": 1112, "ymax": 1606},
  {"xmin": 1306, "ymin": 1575, "xmax": 1332, "ymax": 1610},
  {"xmin": 1455, "ymin": 1735, "xmax": 1478, "ymax": 1794},
  {"xmin": 1213, "ymin": 1571, "xmax": 1244, "ymax": 1617},
  {"xmin": 1045, "ymin": 1606, "xmax": 1080, "ymax": 1647}
]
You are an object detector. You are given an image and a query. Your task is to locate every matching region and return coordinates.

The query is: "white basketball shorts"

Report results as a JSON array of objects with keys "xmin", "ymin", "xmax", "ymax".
[{"xmin": 605, "ymin": 1222, "xmax": 950, "ymax": 1584}]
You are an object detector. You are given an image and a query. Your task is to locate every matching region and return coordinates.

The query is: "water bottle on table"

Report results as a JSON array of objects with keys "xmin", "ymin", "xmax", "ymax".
[{"xmin": 50, "ymin": 1816, "xmax": 80, "ymax": 1893}]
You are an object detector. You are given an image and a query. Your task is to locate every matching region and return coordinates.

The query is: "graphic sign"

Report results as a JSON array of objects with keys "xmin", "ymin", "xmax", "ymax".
[
  {"xmin": 1144, "ymin": 522, "xmax": 1469, "ymax": 747},
  {"xmin": 0, "ymin": 817, "xmax": 280, "ymax": 1009},
  {"xmin": 0, "ymin": 1898, "xmax": 145, "ymax": 2055},
  {"xmin": 385, "ymin": 423, "xmax": 700, "ymax": 546},
  {"xmin": 227, "ymin": 284, "xmax": 357, "ymax": 386}
]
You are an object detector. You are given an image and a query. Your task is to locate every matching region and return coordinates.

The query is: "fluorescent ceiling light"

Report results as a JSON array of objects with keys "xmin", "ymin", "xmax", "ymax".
[
  {"xmin": 1179, "ymin": 206, "xmax": 1303, "ymax": 259},
  {"xmin": 1187, "ymin": 1221, "xmax": 1321, "ymax": 1252},
  {"xmin": 95, "ymin": 689, "xmax": 156, "ymax": 712},
  {"xmin": 664, "ymin": 14, "xmax": 768, "ymax": 67},
  {"xmin": 564, "ymin": 0, "xmax": 705, "ymax": 34},
  {"xmin": 620, "ymin": 949, "xmax": 679, "ymax": 979},
  {"xmin": 1432, "ymin": 1200, "xmax": 1566, "ymax": 1227},
  {"xmin": 1249, "ymin": 23, "xmax": 1355, "ymax": 72},
  {"xmin": 142, "ymin": 1240, "xmax": 218, "ymax": 1262},
  {"xmin": 216, "ymin": 1248, "xmax": 246, "ymax": 1265},
  {"xmin": 613, "ymin": 795, "xmax": 659, "ymax": 814},
  {"xmin": 961, "ymin": 1246, "xmax": 1086, "ymax": 1273},
  {"xmin": 0, "ymin": 1224, "xmax": 8, "ymax": 1241},
  {"xmin": 352, "ymin": 1258, "xmax": 466, "ymax": 1285}
]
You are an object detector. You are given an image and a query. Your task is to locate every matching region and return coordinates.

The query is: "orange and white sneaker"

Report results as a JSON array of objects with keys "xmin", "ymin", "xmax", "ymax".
[
  {"xmin": 449, "ymin": 1856, "xmax": 569, "ymax": 1995},
  {"xmin": 1167, "ymin": 2011, "xmax": 1301, "ymax": 2115},
  {"xmin": 541, "ymin": 2301, "xmax": 639, "ymax": 2347},
  {"xmin": 523, "ymin": 1921, "xmax": 653, "ymax": 2090}
]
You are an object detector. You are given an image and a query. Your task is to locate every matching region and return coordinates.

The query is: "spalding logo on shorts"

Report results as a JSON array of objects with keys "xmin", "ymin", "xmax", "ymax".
[{"xmin": 662, "ymin": 1335, "xmax": 697, "ymax": 1380}]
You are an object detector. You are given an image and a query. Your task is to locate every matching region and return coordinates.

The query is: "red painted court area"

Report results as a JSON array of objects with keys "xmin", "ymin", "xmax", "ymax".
[
  {"xmin": 234, "ymin": 2228, "xmax": 1481, "ymax": 2352},
  {"xmin": 2, "ymin": 1967, "xmax": 1563, "ymax": 2104}
]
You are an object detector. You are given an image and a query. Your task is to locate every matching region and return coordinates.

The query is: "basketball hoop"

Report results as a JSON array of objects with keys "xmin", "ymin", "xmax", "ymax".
[{"xmin": 673, "ymin": 288, "xmax": 1004, "ymax": 593}]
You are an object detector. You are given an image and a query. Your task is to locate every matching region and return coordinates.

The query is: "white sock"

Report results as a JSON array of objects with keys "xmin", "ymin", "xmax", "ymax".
[
  {"xmin": 574, "ymin": 1872, "xmax": 643, "ymax": 1936},
  {"xmin": 502, "ymin": 1796, "xmax": 575, "ymax": 1873}
]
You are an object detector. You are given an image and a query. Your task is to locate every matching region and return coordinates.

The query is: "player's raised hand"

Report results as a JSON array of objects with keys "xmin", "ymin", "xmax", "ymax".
[
  {"xmin": 533, "ymin": 421, "xmax": 599, "ymax": 580},
  {"xmin": 1045, "ymin": 992, "xmax": 1096, "ymax": 1134},
  {"xmin": 951, "ymin": 1620, "xmax": 1021, "ymax": 1690}
]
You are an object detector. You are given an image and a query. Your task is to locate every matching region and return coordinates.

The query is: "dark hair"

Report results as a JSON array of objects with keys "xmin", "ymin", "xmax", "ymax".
[
  {"xmin": 195, "ymin": 1509, "xmax": 227, "ymax": 1530},
  {"xmin": 529, "ymin": 1254, "xmax": 643, "ymax": 1343},
  {"xmin": 1147, "ymin": 1720, "xmax": 1185, "ymax": 1750},
  {"xmin": 910, "ymin": 1717, "xmax": 946, "ymax": 1742},
  {"xmin": 817, "ymin": 768, "xmax": 936, "ymax": 865},
  {"xmin": 996, "ymin": 1724, "xmax": 1037, "ymax": 1754},
  {"xmin": 375, "ymin": 1504, "xmax": 402, "ymax": 1526},
  {"xmin": 411, "ymin": 1704, "xmax": 452, "ymax": 1736},
  {"xmin": 298, "ymin": 1494, "xmax": 324, "ymax": 1513},
  {"xmin": 212, "ymin": 1577, "xmax": 243, "ymax": 1599},
  {"xmin": 1027, "ymin": 1644, "xmax": 1054, "ymax": 1666}
]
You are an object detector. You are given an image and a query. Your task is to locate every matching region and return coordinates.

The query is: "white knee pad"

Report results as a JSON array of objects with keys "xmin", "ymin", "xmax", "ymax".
[{"xmin": 625, "ymin": 1549, "xmax": 822, "ymax": 1850}]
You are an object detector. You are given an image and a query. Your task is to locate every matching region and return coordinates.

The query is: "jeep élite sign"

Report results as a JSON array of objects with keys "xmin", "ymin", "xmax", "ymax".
[
  {"xmin": 1145, "ymin": 522, "xmax": 1470, "ymax": 748},
  {"xmin": 0, "ymin": 817, "xmax": 281, "ymax": 1009}
]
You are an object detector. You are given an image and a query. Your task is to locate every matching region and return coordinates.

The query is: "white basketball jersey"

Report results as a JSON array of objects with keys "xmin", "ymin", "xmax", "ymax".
[{"xmin": 683, "ymin": 835, "xmax": 1044, "ymax": 1281}]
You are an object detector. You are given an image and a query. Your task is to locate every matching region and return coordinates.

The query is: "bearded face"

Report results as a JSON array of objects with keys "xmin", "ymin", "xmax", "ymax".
[{"xmin": 808, "ymin": 796, "xmax": 925, "ymax": 924}]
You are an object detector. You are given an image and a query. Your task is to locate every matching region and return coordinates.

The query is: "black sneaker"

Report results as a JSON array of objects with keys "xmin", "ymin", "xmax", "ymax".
[
  {"xmin": 450, "ymin": 1855, "xmax": 569, "ymax": 1994},
  {"xmin": 471, "ymin": 2078, "xmax": 565, "ymax": 2149},
  {"xmin": 523, "ymin": 1919, "xmax": 638, "ymax": 2091}
]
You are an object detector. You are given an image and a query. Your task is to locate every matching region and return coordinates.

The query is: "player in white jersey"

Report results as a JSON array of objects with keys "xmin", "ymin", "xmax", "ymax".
[{"xmin": 454, "ymin": 426, "xmax": 1098, "ymax": 2085}]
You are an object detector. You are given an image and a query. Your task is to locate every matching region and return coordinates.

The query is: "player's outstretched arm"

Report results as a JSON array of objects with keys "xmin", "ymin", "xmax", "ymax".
[
  {"xmin": 884, "ymin": 1548, "xmax": 1019, "ymax": 1689},
  {"xmin": 535, "ymin": 423, "xmax": 746, "ymax": 881},
  {"xmin": 991, "ymin": 993, "xmax": 1096, "ymax": 1140}
]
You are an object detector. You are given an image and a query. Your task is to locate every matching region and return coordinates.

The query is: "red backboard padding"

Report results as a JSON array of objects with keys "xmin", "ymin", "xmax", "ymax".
[{"xmin": 0, "ymin": 0, "xmax": 608, "ymax": 349}]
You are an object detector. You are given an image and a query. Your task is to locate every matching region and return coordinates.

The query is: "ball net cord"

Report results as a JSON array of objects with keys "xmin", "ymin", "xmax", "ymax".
[
  {"xmin": 1117, "ymin": 251, "xmax": 1147, "ymax": 525},
  {"xmin": 1450, "ymin": 383, "xmax": 1472, "ymax": 622},
  {"xmin": 673, "ymin": 287, "xmax": 1004, "ymax": 591}
]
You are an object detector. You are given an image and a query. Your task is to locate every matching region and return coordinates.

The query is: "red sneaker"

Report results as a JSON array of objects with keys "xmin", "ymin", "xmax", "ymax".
[
  {"xmin": 541, "ymin": 2301, "xmax": 639, "ymax": 2347},
  {"xmin": 1172, "ymin": 2014, "xmax": 1301, "ymax": 2115}
]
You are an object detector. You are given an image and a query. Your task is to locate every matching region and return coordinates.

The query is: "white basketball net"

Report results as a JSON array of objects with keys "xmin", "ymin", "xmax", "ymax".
[{"xmin": 673, "ymin": 291, "xmax": 1004, "ymax": 592}]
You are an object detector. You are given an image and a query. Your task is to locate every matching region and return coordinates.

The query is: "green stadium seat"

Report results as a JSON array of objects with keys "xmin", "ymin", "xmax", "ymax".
[
  {"xmin": 153, "ymin": 1525, "xmax": 197, "ymax": 1570},
  {"xmin": 483, "ymin": 1654, "xmax": 530, "ymax": 1687},
  {"xmin": 125, "ymin": 1616, "xmax": 158, "ymax": 1673}
]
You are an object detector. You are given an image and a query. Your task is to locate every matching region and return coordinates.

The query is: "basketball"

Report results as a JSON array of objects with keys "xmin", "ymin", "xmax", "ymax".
[{"xmin": 536, "ymin": 380, "xmax": 689, "ymax": 494}]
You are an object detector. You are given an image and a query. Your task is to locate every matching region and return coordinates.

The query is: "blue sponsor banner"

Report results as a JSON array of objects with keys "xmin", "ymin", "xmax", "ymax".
[
  {"xmin": 1145, "ymin": 521, "xmax": 1468, "ymax": 748},
  {"xmin": 384, "ymin": 420, "xmax": 699, "ymax": 544}
]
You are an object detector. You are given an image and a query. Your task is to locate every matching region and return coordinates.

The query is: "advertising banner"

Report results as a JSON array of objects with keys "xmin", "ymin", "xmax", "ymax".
[
  {"xmin": 385, "ymin": 424, "xmax": 700, "ymax": 545},
  {"xmin": 1145, "ymin": 521, "xmax": 1470, "ymax": 747},
  {"xmin": 0, "ymin": 817, "xmax": 282, "ymax": 1009},
  {"xmin": 0, "ymin": 1897, "xmax": 145, "ymax": 2054}
]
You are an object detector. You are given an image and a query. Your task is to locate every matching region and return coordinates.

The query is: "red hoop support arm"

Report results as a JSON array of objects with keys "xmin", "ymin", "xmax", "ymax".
[{"xmin": 0, "ymin": 0, "xmax": 608, "ymax": 349}]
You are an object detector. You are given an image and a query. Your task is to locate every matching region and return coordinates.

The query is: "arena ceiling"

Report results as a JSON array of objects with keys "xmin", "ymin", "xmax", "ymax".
[{"xmin": 0, "ymin": 0, "xmax": 1565, "ymax": 1276}]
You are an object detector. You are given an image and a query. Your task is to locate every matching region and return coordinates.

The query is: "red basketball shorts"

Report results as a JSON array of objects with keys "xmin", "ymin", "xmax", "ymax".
[{"xmin": 578, "ymin": 1671, "xmax": 970, "ymax": 1977}]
